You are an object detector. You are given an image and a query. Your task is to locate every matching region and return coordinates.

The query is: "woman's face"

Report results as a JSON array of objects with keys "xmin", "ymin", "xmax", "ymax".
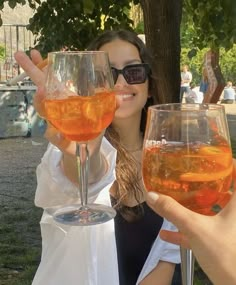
[{"xmin": 99, "ymin": 39, "xmax": 149, "ymax": 119}]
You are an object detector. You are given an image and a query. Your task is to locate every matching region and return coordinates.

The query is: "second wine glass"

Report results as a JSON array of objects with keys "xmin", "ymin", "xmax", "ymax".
[
  {"xmin": 44, "ymin": 51, "xmax": 117, "ymax": 226},
  {"xmin": 142, "ymin": 103, "xmax": 233, "ymax": 284}
]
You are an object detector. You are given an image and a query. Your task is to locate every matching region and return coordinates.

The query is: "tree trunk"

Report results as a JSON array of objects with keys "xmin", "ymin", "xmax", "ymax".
[
  {"xmin": 202, "ymin": 49, "xmax": 225, "ymax": 103},
  {"xmin": 140, "ymin": 0, "xmax": 182, "ymax": 103}
]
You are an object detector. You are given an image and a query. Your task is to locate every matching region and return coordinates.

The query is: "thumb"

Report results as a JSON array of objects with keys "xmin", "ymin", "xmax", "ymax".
[
  {"xmin": 34, "ymin": 86, "xmax": 46, "ymax": 117},
  {"xmin": 146, "ymin": 192, "xmax": 196, "ymax": 234}
]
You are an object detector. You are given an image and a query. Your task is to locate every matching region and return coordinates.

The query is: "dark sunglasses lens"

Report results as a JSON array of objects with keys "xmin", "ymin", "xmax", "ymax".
[
  {"xmin": 124, "ymin": 65, "xmax": 146, "ymax": 84},
  {"xmin": 111, "ymin": 68, "xmax": 118, "ymax": 84}
]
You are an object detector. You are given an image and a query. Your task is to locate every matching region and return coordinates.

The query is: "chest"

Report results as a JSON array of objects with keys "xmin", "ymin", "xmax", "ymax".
[{"xmin": 114, "ymin": 203, "xmax": 164, "ymax": 284}]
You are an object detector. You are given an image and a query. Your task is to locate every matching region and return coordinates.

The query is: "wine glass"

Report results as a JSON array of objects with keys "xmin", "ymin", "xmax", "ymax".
[
  {"xmin": 44, "ymin": 51, "xmax": 117, "ymax": 226},
  {"xmin": 142, "ymin": 103, "xmax": 233, "ymax": 285}
]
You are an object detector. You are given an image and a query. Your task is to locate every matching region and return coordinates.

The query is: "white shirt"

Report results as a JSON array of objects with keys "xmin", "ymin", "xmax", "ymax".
[
  {"xmin": 223, "ymin": 87, "xmax": 235, "ymax": 100},
  {"xmin": 181, "ymin": 71, "xmax": 192, "ymax": 87},
  {"xmin": 32, "ymin": 138, "xmax": 180, "ymax": 285},
  {"xmin": 186, "ymin": 87, "xmax": 204, "ymax": 103}
]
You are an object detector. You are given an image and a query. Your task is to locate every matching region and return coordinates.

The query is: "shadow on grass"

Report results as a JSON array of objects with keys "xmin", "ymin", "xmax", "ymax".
[{"xmin": 0, "ymin": 202, "xmax": 42, "ymax": 285}]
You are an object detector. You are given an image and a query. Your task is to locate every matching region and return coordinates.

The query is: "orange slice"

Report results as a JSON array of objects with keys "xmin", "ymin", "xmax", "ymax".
[{"xmin": 180, "ymin": 164, "xmax": 233, "ymax": 182}]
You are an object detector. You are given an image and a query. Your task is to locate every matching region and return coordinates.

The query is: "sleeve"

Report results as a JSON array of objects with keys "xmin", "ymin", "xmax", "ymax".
[
  {"xmin": 136, "ymin": 219, "xmax": 181, "ymax": 284},
  {"xmin": 34, "ymin": 137, "xmax": 117, "ymax": 208}
]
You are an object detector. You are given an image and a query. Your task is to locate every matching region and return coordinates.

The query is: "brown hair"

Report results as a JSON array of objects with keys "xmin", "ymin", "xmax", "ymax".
[{"xmin": 88, "ymin": 30, "xmax": 157, "ymax": 219}]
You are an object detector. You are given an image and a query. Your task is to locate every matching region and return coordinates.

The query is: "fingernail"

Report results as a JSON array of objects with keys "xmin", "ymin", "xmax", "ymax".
[{"xmin": 147, "ymin": 192, "xmax": 159, "ymax": 205}]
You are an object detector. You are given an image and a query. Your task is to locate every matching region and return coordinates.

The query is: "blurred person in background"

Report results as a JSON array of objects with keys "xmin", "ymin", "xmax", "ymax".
[
  {"xmin": 221, "ymin": 81, "xmax": 235, "ymax": 104},
  {"xmin": 180, "ymin": 64, "xmax": 192, "ymax": 102},
  {"xmin": 185, "ymin": 83, "xmax": 203, "ymax": 103}
]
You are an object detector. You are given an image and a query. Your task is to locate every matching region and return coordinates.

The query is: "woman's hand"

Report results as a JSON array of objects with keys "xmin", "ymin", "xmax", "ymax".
[
  {"xmin": 146, "ymin": 160, "xmax": 236, "ymax": 285},
  {"xmin": 15, "ymin": 50, "xmax": 46, "ymax": 116},
  {"xmin": 14, "ymin": 50, "xmax": 45, "ymax": 87},
  {"xmin": 15, "ymin": 50, "xmax": 107, "ymax": 183}
]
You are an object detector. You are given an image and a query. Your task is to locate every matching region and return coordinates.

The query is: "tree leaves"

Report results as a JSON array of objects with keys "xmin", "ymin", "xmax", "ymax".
[
  {"xmin": 82, "ymin": 0, "xmax": 94, "ymax": 14},
  {"xmin": 11, "ymin": 0, "xmax": 135, "ymax": 55},
  {"xmin": 183, "ymin": 0, "xmax": 236, "ymax": 50}
]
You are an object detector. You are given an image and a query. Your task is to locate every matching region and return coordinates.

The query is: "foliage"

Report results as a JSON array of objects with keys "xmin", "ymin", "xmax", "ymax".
[
  {"xmin": 180, "ymin": 47, "xmax": 206, "ymax": 85},
  {"xmin": 181, "ymin": 44, "xmax": 236, "ymax": 86},
  {"xmin": 220, "ymin": 45, "xmax": 236, "ymax": 83},
  {"xmin": 181, "ymin": 5, "xmax": 236, "ymax": 87},
  {"xmin": 183, "ymin": 0, "xmax": 236, "ymax": 50},
  {"xmin": 0, "ymin": 0, "xmax": 140, "ymax": 56},
  {"xmin": 0, "ymin": 43, "xmax": 5, "ymax": 60}
]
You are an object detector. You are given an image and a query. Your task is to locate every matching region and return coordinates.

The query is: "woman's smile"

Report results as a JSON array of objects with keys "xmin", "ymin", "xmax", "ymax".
[{"xmin": 116, "ymin": 93, "xmax": 135, "ymax": 101}]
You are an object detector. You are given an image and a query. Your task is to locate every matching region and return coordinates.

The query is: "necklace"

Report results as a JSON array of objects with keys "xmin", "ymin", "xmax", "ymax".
[{"xmin": 124, "ymin": 133, "xmax": 143, "ymax": 152}]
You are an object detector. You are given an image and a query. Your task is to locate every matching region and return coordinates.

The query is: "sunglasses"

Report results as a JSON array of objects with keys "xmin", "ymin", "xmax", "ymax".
[{"xmin": 111, "ymin": 63, "xmax": 150, "ymax": 85}]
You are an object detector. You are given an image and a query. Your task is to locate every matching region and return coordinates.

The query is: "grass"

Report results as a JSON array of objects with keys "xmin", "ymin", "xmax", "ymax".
[{"xmin": 0, "ymin": 201, "xmax": 42, "ymax": 285}]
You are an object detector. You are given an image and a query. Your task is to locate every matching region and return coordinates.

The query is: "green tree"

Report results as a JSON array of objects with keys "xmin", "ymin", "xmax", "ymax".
[
  {"xmin": 182, "ymin": 0, "xmax": 236, "ymax": 102},
  {"xmin": 0, "ymin": 44, "xmax": 5, "ymax": 60},
  {"xmin": 0, "ymin": 0, "xmax": 235, "ymax": 102},
  {"xmin": 0, "ymin": 0, "xmax": 182, "ymax": 102},
  {"xmin": 0, "ymin": 0, "xmax": 138, "ymax": 54},
  {"xmin": 220, "ymin": 45, "xmax": 236, "ymax": 83}
]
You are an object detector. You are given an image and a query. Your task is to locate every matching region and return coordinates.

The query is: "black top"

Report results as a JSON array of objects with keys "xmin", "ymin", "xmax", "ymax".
[{"xmin": 113, "ymin": 201, "xmax": 164, "ymax": 285}]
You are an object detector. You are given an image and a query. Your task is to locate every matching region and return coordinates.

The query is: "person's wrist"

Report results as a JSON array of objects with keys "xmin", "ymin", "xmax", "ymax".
[
  {"xmin": 88, "ymin": 153, "xmax": 108, "ymax": 184},
  {"xmin": 60, "ymin": 152, "xmax": 78, "ymax": 184}
]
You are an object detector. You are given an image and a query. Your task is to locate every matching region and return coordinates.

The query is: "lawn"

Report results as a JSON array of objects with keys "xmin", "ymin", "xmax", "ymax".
[{"xmin": 0, "ymin": 200, "xmax": 42, "ymax": 285}]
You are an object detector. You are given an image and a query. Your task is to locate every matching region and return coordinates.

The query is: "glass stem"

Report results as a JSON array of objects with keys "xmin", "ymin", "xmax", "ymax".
[
  {"xmin": 76, "ymin": 143, "xmax": 89, "ymax": 208},
  {"xmin": 180, "ymin": 247, "xmax": 195, "ymax": 285}
]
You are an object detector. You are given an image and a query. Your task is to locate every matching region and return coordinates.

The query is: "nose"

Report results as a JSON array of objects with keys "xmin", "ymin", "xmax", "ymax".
[{"xmin": 114, "ymin": 73, "xmax": 128, "ymax": 87}]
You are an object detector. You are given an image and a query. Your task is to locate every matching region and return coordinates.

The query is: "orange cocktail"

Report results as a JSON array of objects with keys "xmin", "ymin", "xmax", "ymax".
[
  {"xmin": 142, "ymin": 142, "xmax": 233, "ymax": 215},
  {"xmin": 44, "ymin": 91, "xmax": 116, "ymax": 142}
]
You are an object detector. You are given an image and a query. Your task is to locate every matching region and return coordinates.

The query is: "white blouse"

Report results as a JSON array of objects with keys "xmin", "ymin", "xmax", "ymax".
[{"xmin": 32, "ymin": 138, "xmax": 180, "ymax": 285}]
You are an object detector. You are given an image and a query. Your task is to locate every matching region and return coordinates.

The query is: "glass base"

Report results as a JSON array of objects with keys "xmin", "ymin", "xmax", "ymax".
[{"xmin": 53, "ymin": 204, "xmax": 116, "ymax": 226}]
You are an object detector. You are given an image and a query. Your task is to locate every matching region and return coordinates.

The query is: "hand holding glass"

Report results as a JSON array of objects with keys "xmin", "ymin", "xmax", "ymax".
[
  {"xmin": 142, "ymin": 104, "xmax": 233, "ymax": 284},
  {"xmin": 44, "ymin": 51, "xmax": 116, "ymax": 226}
]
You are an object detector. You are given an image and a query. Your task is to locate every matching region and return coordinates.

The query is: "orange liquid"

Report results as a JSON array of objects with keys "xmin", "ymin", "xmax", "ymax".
[
  {"xmin": 142, "ymin": 142, "xmax": 233, "ymax": 215},
  {"xmin": 44, "ymin": 91, "xmax": 116, "ymax": 141}
]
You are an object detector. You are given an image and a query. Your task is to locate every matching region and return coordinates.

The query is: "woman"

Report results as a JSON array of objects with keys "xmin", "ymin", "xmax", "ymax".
[{"xmin": 15, "ymin": 30, "xmax": 181, "ymax": 285}]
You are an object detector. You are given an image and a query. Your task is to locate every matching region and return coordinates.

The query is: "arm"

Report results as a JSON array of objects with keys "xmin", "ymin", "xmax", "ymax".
[
  {"xmin": 15, "ymin": 50, "xmax": 116, "ymax": 208},
  {"xmin": 139, "ymin": 261, "xmax": 175, "ymax": 285},
  {"xmin": 43, "ymin": 122, "xmax": 107, "ymax": 186},
  {"xmin": 137, "ymin": 219, "xmax": 180, "ymax": 285},
  {"xmin": 35, "ymin": 137, "xmax": 117, "ymax": 208}
]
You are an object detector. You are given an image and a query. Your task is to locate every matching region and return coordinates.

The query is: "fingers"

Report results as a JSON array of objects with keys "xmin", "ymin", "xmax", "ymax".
[
  {"xmin": 159, "ymin": 230, "xmax": 191, "ymax": 249},
  {"xmin": 44, "ymin": 124, "xmax": 76, "ymax": 155},
  {"xmin": 233, "ymin": 159, "xmax": 236, "ymax": 180},
  {"xmin": 34, "ymin": 87, "xmax": 46, "ymax": 117},
  {"xmin": 30, "ymin": 49, "xmax": 43, "ymax": 65},
  {"xmin": 146, "ymin": 192, "xmax": 196, "ymax": 234},
  {"xmin": 14, "ymin": 51, "xmax": 45, "ymax": 87},
  {"xmin": 220, "ymin": 161, "xmax": 236, "ymax": 218},
  {"xmin": 220, "ymin": 191, "xmax": 236, "ymax": 220}
]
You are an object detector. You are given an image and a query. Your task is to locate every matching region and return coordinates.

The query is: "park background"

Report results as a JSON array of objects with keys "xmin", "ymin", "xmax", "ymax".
[{"xmin": 0, "ymin": 1, "xmax": 236, "ymax": 284}]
